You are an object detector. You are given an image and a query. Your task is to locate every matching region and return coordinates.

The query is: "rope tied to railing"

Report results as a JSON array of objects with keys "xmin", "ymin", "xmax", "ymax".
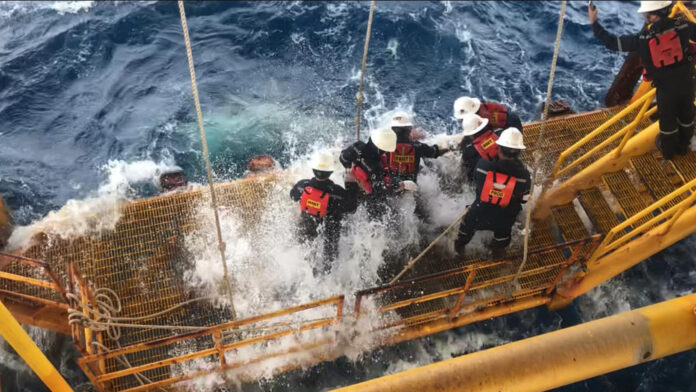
[
  {"xmin": 177, "ymin": 0, "xmax": 237, "ymax": 318},
  {"xmin": 355, "ymin": 0, "xmax": 376, "ymax": 141},
  {"xmin": 512, "ymin": 0, "xmax": 567, "ymax": 288}
]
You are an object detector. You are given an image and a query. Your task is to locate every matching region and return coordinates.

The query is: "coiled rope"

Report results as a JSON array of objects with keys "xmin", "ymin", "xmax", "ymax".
[
  {"xmin": 512, "ymin": 0, "xmax": 567, "ymax": 287},
  {"xmin": 177, "ymin": 0, "xmax": 237, "ymax": 318},
  {"xmin": 355, "ymin": 0, "xmax": 376, "ymax": 141}
]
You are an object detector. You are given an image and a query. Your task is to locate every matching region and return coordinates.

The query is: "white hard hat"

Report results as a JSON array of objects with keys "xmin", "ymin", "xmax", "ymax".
[
  {"xmin": 311, "ymin": 152, "xmax": 334, "ymax": 172},
  {"xmin": 453, "ymin": 96, "xmax": 481, "ymax": 119},
  {"xmin": 460, "ymin": 113, "xmax": 489, "ymax": 136},
  {"xmin": 391, "ymin": 112, "xmax": 414, "ymax": 128},
  {"xmin": 496, "ymin": 127, "xmax": 526, "ymax": 150},
  {"xmin": 637, "ymin": 1, "xmax": 672, "ymax": 13},
  {"xmin": 370, "ymin": 128, "xmax": 397, "ymax": 152}
]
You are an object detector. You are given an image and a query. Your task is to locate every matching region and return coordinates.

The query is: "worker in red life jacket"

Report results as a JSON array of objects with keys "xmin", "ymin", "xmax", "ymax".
[
  {"xmin": 290, "ymin": 152, "xmax": 358, "ymax": 275},
  {"xmin": 459, "ymin": 113, "xmax": 504, "ymax": 182},
  {"xmin": 339, "ymin": 127, "xmax": 397, "ymax": 218},
  {"xmin": 454, "ymin": 96, "xmax": 523, "ymax": 132},
  {"xmin": 386, "ymin": 112, "xmax": 451, "ymax": 187},
  {"xmin": 590, "ymin": 1, "xmax": 696, "ymax": 159},
  {"xmin": 454, "ymin": 128, "xmax": 531, "ymax": 258}
]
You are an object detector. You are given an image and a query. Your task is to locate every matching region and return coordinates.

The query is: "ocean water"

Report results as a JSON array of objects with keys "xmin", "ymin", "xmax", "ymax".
[{"xmin": 0, "ymin": 1, "xmax": 694, "ymax": 391}]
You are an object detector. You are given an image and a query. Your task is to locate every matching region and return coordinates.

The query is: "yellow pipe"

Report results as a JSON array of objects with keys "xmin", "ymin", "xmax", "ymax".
[
  {"xmin": 0, "ymin": 300, "xmax": 73, "ymax": 392},
  {"xmin": 332, "ymin": 293, "xmax": 696, "ymax": 392},
  {"xmin": 533, "ymin": 121, "xmax": 659, "ymax": 220},
  {"xmin": 556, "ymin": 204, "xmax": 696, "ymax": 301}
]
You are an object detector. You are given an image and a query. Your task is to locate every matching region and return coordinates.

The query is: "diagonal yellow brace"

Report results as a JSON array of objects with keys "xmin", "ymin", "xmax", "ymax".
[{"xmin": 0, "ymin": 299, "xmax": 73, "ymax": 392}]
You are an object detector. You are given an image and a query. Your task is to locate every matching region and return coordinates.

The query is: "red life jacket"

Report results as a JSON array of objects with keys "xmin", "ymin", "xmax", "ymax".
[
  {"xmin": 480, "ymin": 171, "xmax": 517, "ymax": 207},
  {"xmin": 472, "ymin": 130, "xmax": 500, "ymax": 161},
  {"xmin": 299, "ymin": 186, "xmax": 329, "ymax": 217},
  {"xmin": 351, "ymin": 159, "xmax": 391, "ymax": 195},
  {"xmin": 388, "ymin": 143, "xmax": 417, "ymax": 175},
  {"xmin": 351, "ymin": 165, "xmax": 373, "ymax": 194},
  {"xmin": 477, "ymin": 102, "xmax": 508, "ymax": 130},
  {"xmin": 648, "ymin": 28, "xmax": 685, "ymax": 68}
]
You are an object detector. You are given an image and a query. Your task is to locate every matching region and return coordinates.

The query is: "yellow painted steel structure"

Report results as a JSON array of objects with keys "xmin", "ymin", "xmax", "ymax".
[
  {"xmin": 0, "ymin": 299, "xmax": 73, "ymax": 392},
  {"xmin": 331, "ymin": 293, "xmax": 696, "ymax": 392}
]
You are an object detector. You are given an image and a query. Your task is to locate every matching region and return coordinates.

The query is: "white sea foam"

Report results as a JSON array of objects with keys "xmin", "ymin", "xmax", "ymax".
[
  {"xmin": 7, "ymin": 159, "xmax": 178, "ymax": 250},
  {"xmin": 49, "ymin": 1, "xmax": 94, "ymax": 15}
]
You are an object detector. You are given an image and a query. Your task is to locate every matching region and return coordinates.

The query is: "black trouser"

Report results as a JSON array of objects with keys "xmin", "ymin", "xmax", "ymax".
[
  {"xmin": 297, "ymin": 215, "xmax": 341, "ymax": 275},
  {"xmin": 455, "ymin": 202, "xmax": 520, "ymax": 249},
  {"xmin": 655, "ymin": 77, "xmax": 695, "ymax": 159}
]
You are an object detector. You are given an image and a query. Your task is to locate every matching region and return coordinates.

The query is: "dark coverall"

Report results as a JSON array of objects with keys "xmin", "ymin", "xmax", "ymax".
[
  {"xmin": 477, "ymin": 102, "xmax": 523, "ymax": 132},
  {"xmin": 592, "ymin": 16, "xmax": 696, "ymax": 159},
  {"xmin": 339, "ymin": 139, "xmax": 392, "ymax": 218},
  {"xmin": 290, "ymin": 178, "xmax": 357, "ymax": 274},
  {"xmin": 385, "ymin": 132, "xmax": 441, "ymax": 186},
  {"xmin": 385, "ymin": 131, "xmax": 442, "ymax": 219},
  {"xmin": 455, "ymin": 157, "xmax": 531, "ymax": 251},
  {"xmin": 459, "ymin": 127, "xmax": 504, "ymax": 182}
]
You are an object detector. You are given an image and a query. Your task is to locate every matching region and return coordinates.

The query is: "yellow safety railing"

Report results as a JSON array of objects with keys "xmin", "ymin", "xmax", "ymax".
[
  {"xmin": 78, "ymin": 295, "xmax": 344, "ymax": 392},
  {"xmin": 588, "ymin": 177, "xmax": 696, "ymax": 265},
  {"xmin": 355, "ymin": 237, "xmax": 602, "ymax": 329},
  {"xmin": 552, "ymin": 89, "xmax": 656, "ymax": 178},
  {"xmin": 0, "ymin": 252, "xmax": 69, "ymax": 309}
]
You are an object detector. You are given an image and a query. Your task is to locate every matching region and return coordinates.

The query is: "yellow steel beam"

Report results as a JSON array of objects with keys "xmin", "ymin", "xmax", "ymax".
[
  {"xmin": 533, "ymin": 121, "xmax": 659, "ymax": 220},
  {"xmin": 331, "ymin": 293, "xmax": 696, "ymax": 392},
  {"xmin": 554, "ymin": 204, "xmax": 696, "ymax": 302},
  {"xmin": 0, "ymin": 299, "xmax": 73, "ymax": 392}
]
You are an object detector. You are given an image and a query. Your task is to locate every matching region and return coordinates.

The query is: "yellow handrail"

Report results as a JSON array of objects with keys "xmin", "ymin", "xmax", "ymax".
[
  {"xmin": 553, "ymin": 89, "xmax": 656, "ymax": 178},
  {"xmin": 588, "ymin": 177, "xmax": 696, "ymax": 264}
]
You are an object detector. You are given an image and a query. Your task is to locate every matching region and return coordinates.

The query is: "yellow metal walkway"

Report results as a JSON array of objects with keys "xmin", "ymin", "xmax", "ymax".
[{"xmin": 1, "ymin": 101, "xmax": 696, "ymax": 391}]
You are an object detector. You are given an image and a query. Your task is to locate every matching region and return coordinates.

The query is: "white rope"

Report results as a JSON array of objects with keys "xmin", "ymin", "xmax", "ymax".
[
  {"xmin": 513, "ymin": 0, "xmax": 567, "ymax": 287},
  {"xmin": 355, "ymin": 0, "xmax": 376, "ymax": 141},
  {"xmin": 177, "ymin": 0, "xmax": 237, "ymax": 318},
  {"xmin": 389, "ymin": 208, "xmax": 468, "ymax": 284},
  {"xmin": 67, "ymin": 287, "xmax": 333, "ymax": 338}
]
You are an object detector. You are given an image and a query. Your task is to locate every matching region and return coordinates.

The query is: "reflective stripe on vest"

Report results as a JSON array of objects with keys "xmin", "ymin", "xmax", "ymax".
[
  {"xmin": 649, "ymin": 28, "xmax": 685, "ymax": 68},
  {"xmin": 477, "ymin": 102, "xmax": 508, "ymax": 130},
  {"xmin": 299, "ymin": 186, "xmax": 329, "ymax": 217},
  {"xmin": 388, "ymin": 143, "xmax": 417, "ymax": 175},
  {"xmin": 480, "ymin": 171, "xmax": 517, "ymax": 207},
  {"xmin": 472, "ymin": 130, "xmax": 500, "ymax": 161}
]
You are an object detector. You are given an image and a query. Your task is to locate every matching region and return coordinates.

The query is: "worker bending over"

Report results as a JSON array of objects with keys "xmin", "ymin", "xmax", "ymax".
[
  {"xmin": 290, "ymin": 153, "xmax": 357, "ymax": 275},
  {"xmin": 455, "ymin": 128, "xmax": 530, "ymax": 258},
  {"xmin": 459, "ymin": 113, "xmax": 502, "ymax": 182},
  {"xmin": 339, "ymin": 127, "xmax": 397, "ymax": 217},
  {"xmin": 454, "ymin": 96, "xmax": 523, "ymax": 132},
  {"xmin": 590, "ymin": 1, "xmax": 696, "ymax": 159}
]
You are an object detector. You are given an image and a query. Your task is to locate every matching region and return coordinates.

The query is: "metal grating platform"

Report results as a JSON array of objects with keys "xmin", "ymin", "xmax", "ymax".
[
  {"xmin": 630, "ymin": 154, "xmax": 683, "ymax": 209},
  {"xmin": 578, "ymin": 187, "xmax": 621, "ymax": 234},
  {"xmin": 552, "ymin": 203, "xmax": 589, "ymax": 242},
  {"xmin": 602, "ymin": 170, "xmax": 654, "ymax": 225},
  {"xmin": 671, "ymin": 150, "xmax": 696, "ymax": 182}
]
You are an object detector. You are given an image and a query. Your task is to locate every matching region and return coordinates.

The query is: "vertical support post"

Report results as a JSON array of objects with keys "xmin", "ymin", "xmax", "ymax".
[
  {"xmin": 449, "ymin": 271, "xmax": 476, "ymax": 319},
  {"xmin": 336, "ymin": 297, "xmax": 344, "ymax": 322},
  {"xmin": 213, "ymin": 331, "xmax": 226, "ymax": 367},
  {"xmin": 614, "ymin": 90, "xmax": 654, "ymax": 158},
  {"xmin": 0, "ymin": 299, "xmax": 74, "ymax": 392}
]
